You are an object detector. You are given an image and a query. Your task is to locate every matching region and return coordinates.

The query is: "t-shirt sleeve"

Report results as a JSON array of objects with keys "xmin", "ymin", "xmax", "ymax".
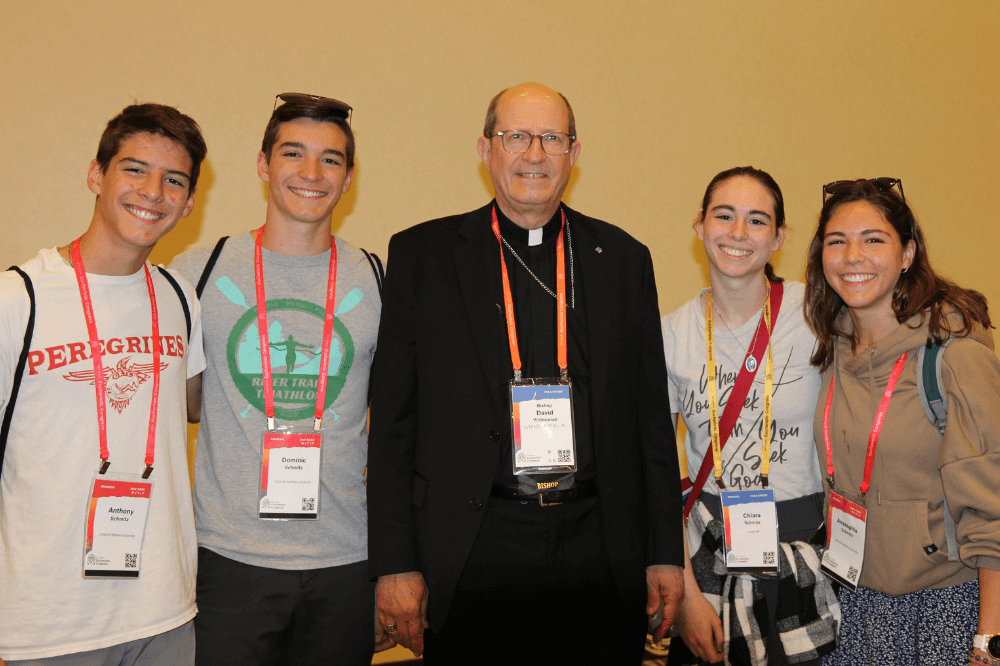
[{"xmin": 661, "ymin": 312, "xmax": 680, "ymax": 417}]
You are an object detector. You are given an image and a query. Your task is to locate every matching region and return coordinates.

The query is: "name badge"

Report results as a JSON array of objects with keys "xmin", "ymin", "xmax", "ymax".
[
  {"xmin": 721, "ymin": 489, "xmax": 779, "ymax": 575},
  {"xmin": 510, "ymin": 379, "xmax": 577, "ymax": 475},
  {"xmin": 821, "ymin": 491, "xmax": 867, "ymax": 592},
  {"xmin": 259, "ymin": 426, "xmax": 322, "ymax": 520},
  {"xmin": 83, "ymin": 474, "xmax": 153, "ymax": 578}
]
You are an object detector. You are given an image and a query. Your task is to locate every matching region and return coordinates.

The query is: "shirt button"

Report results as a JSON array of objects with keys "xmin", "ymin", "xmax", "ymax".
[
  {"xmin": 489, "ymin": 430, "xmax": 500, "ymax": 442},
  {"xmin": 470, "ymin": 497, "xmax": 482, "ymax": 510}
]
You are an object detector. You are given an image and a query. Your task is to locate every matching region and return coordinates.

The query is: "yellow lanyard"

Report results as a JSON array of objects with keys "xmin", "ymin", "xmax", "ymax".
[{"xmin": 705, "ymin": 286, "xmax": 774, "ymax": 488}]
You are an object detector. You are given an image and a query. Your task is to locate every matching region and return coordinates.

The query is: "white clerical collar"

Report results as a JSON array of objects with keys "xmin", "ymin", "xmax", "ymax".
[{"xmin": 528, "ymin": 228, "xmax": 544, "ymax": 246}]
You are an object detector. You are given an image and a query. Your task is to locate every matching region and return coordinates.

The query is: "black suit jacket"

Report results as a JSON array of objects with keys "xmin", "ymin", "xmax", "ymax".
[{"xmin": 368, "ymin": 203, "xmax": 682, "ymax": 630}]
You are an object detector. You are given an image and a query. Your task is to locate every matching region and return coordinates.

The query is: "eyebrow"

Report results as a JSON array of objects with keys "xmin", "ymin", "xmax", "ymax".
[
  {"xmin": 824, "ymin": 228, "xmax": 891, "ymax": 238},
  {"xmin": 277, "ymin": 141, "xmax": 346, "ymax": 160},
  {"xmin": 710, "ymin": 204, "xmax": 772, "ymax": 221},
  {"xmin": 119, "ymin": 157, "xmax": 191, "ymax": 181}
]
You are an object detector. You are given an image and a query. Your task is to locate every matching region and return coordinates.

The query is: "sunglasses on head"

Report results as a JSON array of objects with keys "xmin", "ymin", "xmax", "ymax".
[
  {"xmin": 822, "ymin": 178, "xmax": 904, "ymax": 206},
  {"xmin": 273, "ymin": 93, "xmax": 352, "ymax": 125}
]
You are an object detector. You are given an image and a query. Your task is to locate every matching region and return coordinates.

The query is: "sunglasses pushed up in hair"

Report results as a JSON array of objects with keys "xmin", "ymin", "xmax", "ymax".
[
  {"xmin": 273, "ymin": 93, "xmax": 352, "ymax": 125},
  {"xmin": 822, "ymin": 178, "xmax": 904, "ymax": 206}
]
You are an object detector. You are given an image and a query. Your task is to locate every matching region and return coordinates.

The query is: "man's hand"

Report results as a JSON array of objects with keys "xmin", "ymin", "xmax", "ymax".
[
  {"xmin": 676, "ymin": 586, "xmax": 724, "ymax": 663},
  {"xmin": 376, "ymin": 571, "xmax": 429, "ymax": 656},
  {"xmin": 646, "ymin": 564, "xmax": 684, "ymax": 641}
]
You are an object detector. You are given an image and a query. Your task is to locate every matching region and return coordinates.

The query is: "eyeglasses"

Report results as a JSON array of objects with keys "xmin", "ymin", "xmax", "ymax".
[
  {"xmin": 822, "ymin": 178, "xmax": 904, "ymax": 206},
  {"xmin": 492, "ymin": 130, "xmax": 576, "ymax": 155},
  {"xmin": 273, "ymin": 93, "xmax": 352, "ymax": 125}
]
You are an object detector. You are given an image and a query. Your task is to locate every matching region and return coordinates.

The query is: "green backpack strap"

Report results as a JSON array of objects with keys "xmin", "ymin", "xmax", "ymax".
[{"xmin": 917, "ymin": 340, "xmax": 959, "ymax": 562}]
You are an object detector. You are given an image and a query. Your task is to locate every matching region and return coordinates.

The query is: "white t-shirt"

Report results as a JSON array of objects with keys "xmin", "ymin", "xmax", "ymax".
[
  {"xmin": 0, "ymin": 248, "xmax": 206, "ymax": 660},
  {"xmin": 661, "ymin": 282, "xmax": 824, "ymax": 502}
]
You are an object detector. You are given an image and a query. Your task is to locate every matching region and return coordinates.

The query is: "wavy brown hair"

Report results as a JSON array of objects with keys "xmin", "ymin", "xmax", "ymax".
[{"xmin": 804, "ymin": 180, "xmax": 991, "ymax": 370}]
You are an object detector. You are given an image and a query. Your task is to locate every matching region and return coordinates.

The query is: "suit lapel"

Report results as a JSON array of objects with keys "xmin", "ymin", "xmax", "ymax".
[
  {"xmin": 453, "ymin": 204, "xmax": 507, "ymax": 421},
  {"xmin": 570, "ymin": 209, "xmax": 613, "ymax": 422}
]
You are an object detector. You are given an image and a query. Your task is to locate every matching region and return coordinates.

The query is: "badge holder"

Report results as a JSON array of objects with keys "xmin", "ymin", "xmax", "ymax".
[
  {"xmin": 82, "ymin": 471, "xmax": 154, "ymax": 578},
  {"xmin": 820, "ymin": 491, "xmax": 867, "ymax": 592},
  {"xmin": 510, "ymin": 378, "xmax": 577, "ymax": 476},
  {"xmin": 720, "ymin": 489, "xmax": 779, "ymax": 576},
  {"xmin": 259, "ymin": 425, "xmax": 323, "ymax": 520}
]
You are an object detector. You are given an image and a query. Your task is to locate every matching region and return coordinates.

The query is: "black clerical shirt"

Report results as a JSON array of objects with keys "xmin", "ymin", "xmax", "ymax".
[{"xmin": 493, "ymin": 204, "xmax": 596, "ymax": 487}]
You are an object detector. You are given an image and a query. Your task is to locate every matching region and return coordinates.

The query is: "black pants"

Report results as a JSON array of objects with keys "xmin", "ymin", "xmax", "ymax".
[
  {"xmin": 194, "ymin": 548, "xmax": 374, "ymax": 666},
  {"xmin": 423, "ymin": 495, "xmax": 648, "ymax": 666}
]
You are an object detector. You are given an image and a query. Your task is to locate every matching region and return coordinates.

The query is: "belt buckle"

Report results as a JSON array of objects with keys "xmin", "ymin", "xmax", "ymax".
[{"xmin": 537, "ymin": 493, "xmax": 563, "ymax": 507}]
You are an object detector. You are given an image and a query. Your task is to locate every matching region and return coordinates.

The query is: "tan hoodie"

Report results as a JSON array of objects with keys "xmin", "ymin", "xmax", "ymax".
[{"xmin": 814, "ymin": 310, "xmax": 1000, "ymax": 595}]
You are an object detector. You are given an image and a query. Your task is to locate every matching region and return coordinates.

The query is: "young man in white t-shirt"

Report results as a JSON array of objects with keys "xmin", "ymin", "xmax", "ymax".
[{"xmin": 0, "ymin": 103, "xmax": 207, "ymax": 665}]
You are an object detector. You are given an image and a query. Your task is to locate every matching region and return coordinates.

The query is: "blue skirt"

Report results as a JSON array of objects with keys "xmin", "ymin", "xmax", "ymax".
[{"xmin": 821, "ymin": 579, "xmax": 978, "ymax": 666}]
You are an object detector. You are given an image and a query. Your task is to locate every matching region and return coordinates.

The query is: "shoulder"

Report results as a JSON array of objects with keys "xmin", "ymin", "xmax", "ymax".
[
  {"xmin": 389, "ymin": 207, "xmax": 487, "ymax": 249},
  {"xmin": 0, "ymin": 249, "xmax": 50, "ymax": 303},
  {"xmin": 567, "ymin": 207, "xmax": 648, "ymax": 254},
  {"xmin": 154, "ymin": 265, "xmax": 198, "ymax": 305},
  {"xmin": 662, "ymin": 292, "xmax": 705, "ymax": 336}
]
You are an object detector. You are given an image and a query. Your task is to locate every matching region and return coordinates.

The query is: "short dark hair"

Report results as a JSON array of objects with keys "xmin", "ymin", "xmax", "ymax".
[
  {"xmin": 261, "ymin": 97, "xmax": 355, "ymax": 170},
  {"xmin": 483, "ymin": 88, "xmax": 577, "ymax": 139},
  {"xmin": 95, "ymin": 103, "xmax": 207, "ymax": 191},
  {"xmin": 804, "ymin": 180, "xmax": 991, "ymax": 370},
  {"xmin": 699, "ymin": 166, "xmax": 786, "ymax": 284}
]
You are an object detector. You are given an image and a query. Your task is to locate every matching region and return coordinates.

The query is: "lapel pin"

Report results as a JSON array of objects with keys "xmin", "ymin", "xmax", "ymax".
[{"xmin": 595, "ymin": 247, "xmax": 603, "ymax": 253}]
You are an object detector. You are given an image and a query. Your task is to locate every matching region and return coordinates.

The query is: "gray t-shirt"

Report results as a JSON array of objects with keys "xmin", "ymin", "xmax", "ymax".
[
  {"xmin": 172, "ymin": 232, "xmax": 381, "ymax": 569},
  {"xmin": 661, "ymin": 282, "xmax": 824, "ymax": 502}
]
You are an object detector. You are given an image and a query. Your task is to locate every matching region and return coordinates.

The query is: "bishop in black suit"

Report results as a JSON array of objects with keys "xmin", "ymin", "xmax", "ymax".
[{"xmin": 368, "ymin": 82, "xmax": 684, "ymax": 664}]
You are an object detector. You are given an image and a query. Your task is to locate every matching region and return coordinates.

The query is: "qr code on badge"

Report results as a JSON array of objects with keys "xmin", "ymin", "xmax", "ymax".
[
  {"xmin": 557, "ymin": 449, "xmax": 571, "ymax": 463},
  {"xmin": 125, "ymin": 553, "xmax": 137, "ymax": 569},
  {"xmin": 847, "ymin": 566, "xmax": 859, "ymax": 582},
  {"xmin": 302, "ymin": 498, "xmax": 316, "ymax": 512},
  {"xmin": 763, "ymin": 551, "xmax": 775, "ymax": 565}
]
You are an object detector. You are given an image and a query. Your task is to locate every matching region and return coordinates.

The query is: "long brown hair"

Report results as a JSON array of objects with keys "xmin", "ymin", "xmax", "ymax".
[{"xmin": 804, "ymin": 180, "xmax": 991, "ymax": 370}]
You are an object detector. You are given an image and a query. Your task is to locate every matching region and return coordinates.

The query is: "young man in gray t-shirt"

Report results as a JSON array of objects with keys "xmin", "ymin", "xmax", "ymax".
[{"xmin": 172, "ymin": 94, "xmax": 384, "ymax": 666}]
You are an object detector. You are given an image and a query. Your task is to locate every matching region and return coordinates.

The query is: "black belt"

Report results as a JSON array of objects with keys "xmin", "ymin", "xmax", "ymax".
[{"xmin": 490, "ymin": 477, "xmax": 598, "ymax": 506}]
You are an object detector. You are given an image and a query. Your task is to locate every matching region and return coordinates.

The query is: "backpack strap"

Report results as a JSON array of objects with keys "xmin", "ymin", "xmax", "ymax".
[
  {"xmin": 1, "ymin": 267, "xmax": 36, "ymax": 476},
  {"xmin": 917, "ymin": 342, "xmax": 948, "ymax": 435},
  {"xmin": 156, "ymin": 266, "xmax": 191, "ymax": 343},
  {"xmin": 196, "ymin": 236, "xmax": 229, "ymax": 298},
  {"xmin": 360, "ymin": 248, "xmax": 384, "ymax": 298},
  {"xmin": 917, "ymin": 340, "xmax": 960, "ymax": 562}
]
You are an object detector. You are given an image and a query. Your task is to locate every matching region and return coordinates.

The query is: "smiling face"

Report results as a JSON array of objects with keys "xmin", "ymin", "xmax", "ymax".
[
  {"xmin": 258, "ymin": 118, "xmax": 354, "ymax": 228},
  {"xmin": 476, "ymin": 84, "xmax": 581, "ymax": 229},
  {"xmin": 696, "ymin": 175, "xmax": 785, "ymax": 281},
  {"xmin": 822, "ymin": 200, "xmax": 915, "ymax": 324},
  {"xmin": 87, "ymin": 132, "xmax": 196, "ymax": 255}
]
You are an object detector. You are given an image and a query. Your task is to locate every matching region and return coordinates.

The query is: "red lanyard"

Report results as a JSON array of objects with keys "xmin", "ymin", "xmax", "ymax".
[
  {"xmin": 823, "ymin": 351, "xmax": 908, "ymax": 495},
  {"xmin": 491, "ymin": 207, "xmax": 568, "ymax": 382},
  {"xmin": 71, "ymin": 238, "xmax": 160, "ymax": 477},
  {"xmin": 253, "ymin": 227, "xmax": 338, "ymax": 430}
]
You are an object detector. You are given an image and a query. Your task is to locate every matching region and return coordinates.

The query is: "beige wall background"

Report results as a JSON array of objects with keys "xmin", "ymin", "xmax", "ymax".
[
  {"xmin": 2, "ymin": 1, "xmax": 996, "ymax": 660},
  {"xmin": 3, "ymin": 1, "xmax": 997, "ymax": 319}
]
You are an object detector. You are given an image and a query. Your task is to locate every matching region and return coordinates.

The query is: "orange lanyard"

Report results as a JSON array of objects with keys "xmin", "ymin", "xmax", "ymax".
[
  {"xmin": 253, "ymin": 227, "xmax": 338, "ymax": 430},
  {"xmin": 823, "ymin": 351, "xmax": 908, "ymax": 495},
  {"xmin": 490, "ymin": 207, "xmax": 567, "ymax": 382},
  {"xmin": 71, "ymin": 238, "xmax": 160, "ymax": 477}
]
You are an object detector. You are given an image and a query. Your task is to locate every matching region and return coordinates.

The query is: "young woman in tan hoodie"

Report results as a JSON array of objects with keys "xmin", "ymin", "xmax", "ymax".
[{"xmin": 805, "ymin": 178, "xmax": 1000, "ymax": 665}]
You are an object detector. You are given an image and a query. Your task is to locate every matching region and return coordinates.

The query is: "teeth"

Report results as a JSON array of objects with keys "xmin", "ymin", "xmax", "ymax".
[
  {"xmin": 517, "ymin": 173, "xmax": 545, "ymax": 178},
  {"xmin": 721, "ymin": 247, "xmax": 752, "ymax": 257},
  {"xmin": 124, "ymin": 205, "xmax": 163, "ymax": 221},
  {"xmin": 290, "ymin": 187, "xmax": 326, "ymax": 198},
  {"xmin": 842, "ymin": 274, "xmax": 875, "ymax": 283}
]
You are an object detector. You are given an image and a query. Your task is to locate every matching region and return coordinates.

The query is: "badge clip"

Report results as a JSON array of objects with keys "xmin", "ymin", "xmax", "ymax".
[
  {"xmin": 98, "ymin": 459, "xmax": 110, "ymax": 475},
  {"xmin": 761, "ymin": 474, "xmax": 769, "ymax": 488},
  {"xmin": 715, "ymin": 477, "xmax": 726, "ymax": 490},
  {"xmin": 314, "ymin": 417, "xmax": 322, "ymax": 431},
  {"xmin": 142, "ymin": 465, "xmax": 153, "ymax": 480},
  {"xmin": 267, "ymin": 416, "xmax": 275, "ymax": 431}
]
